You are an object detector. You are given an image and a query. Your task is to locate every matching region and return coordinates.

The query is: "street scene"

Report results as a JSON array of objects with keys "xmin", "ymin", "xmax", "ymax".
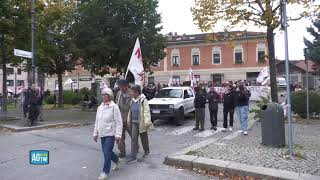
[{"xmin": 1, "ymin": 0, "xmax": 320, "ymax": 180}]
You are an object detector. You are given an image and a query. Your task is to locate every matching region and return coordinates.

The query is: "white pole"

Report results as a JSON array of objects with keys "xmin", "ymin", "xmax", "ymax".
[
  {"xmin": 282, "ymin": 0, "xmax": 294, "ymax": 156},
  {"xmin": 304, "ymin": 48, "xmax": 310, "ymax": 121}
]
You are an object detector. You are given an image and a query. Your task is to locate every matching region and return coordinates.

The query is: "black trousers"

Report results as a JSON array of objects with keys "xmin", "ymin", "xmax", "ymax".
[
  {"xmin": 209, "ymin": 109, "xmax": 218, "ymax": 127},
  {"xmin": 223, "ymin": 108, "xmax": 234, "ymax": 128}
]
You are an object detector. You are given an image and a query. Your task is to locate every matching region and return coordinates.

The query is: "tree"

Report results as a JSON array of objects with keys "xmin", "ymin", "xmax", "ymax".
[
  {"xmin": 0, "ymin": 0, "xmax": 42, "ymax": 110},
  {"xmin": 72, "ymin": 0, "xmax": 166, "ymax": 76},
  {"xmin": 192, "ymin": 0, "xmax": 319, "ymax": 102},
  {"xmin": 36, "ymin": 0, "xmax": 79, "ymax": 108},
  {"xmin": 305, "ymin": 15, "xmax": 320, "ymax": 65}
]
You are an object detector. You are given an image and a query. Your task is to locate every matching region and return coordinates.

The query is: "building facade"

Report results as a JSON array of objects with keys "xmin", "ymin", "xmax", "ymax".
[
  {"xmin": 0, "ymin": 64, "xmax": 28, "ymax": 95},
  {"xmin": 149, "ymin": 31, "xmax": 268, "ymax": 85}
]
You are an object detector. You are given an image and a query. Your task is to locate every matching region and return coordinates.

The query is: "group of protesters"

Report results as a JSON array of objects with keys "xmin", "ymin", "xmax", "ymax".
[
  {"xmin": 93, "ymin": 79, "xmax": 153, "ymax": 180},
  {"xmin": 192, "ymin": 82, "xmax": 251, "ymax": 135}
]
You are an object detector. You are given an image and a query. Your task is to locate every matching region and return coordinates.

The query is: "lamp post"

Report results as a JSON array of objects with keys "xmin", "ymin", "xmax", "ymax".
[
  {"xmin": 304, "ymin": 48, "xmax": 310, "ymax": 121},
  {"xmin": 31, "ymin": 0, "xmax": 36, "ymax": 85},
  {"xmin": 281, "ymin": 0, "xmax": 294, "ymax": 156}
]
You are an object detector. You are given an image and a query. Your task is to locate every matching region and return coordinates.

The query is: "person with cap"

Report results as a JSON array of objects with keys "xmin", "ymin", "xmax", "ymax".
[
  {"xmin": 93, "ymin": 87, "xmax": 123, "ymax": 180},
  {"xmin": 114, "ymin": 79, "xmax": 132, "ymax": 158},
  {"xmin": 126, "ymin": 84, "xmax": 154, "ymax": 163},
  {"xmin": 193, "ymin": 85, "xmax": 207, "ymax": 131},
  {"xmin": 207, "ymin": 87, "xmax": 220, "ymax": 131}
]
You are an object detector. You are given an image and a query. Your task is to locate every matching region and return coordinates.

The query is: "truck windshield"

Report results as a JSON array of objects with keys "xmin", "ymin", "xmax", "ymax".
[{"xmin": 155, "ymin": 89, "xmax": 183, "ymax": 98}]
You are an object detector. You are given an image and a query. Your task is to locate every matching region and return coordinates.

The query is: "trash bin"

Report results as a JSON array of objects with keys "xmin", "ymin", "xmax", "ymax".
[{"xmin": 261, "ymin": 102, "xmax": 285, "ymax": 147}]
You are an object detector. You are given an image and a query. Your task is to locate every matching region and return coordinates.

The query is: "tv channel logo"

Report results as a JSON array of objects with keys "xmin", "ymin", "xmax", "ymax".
[{"xmin": 29, "ymin": 150, "xmax": 49, "ymax": 165}]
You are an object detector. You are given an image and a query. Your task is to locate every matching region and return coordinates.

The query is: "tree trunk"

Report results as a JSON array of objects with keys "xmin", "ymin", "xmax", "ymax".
[
  {"xmin": 1, "ymin": 34, "xmax": 7, "ymax": 111},
  {"xmin": 57, "ymin": 72, "xmax": 64, "ymax": 108},
  {"xmin": 267, "ymin": 28, "xmax": 278, "ymax": 102}
]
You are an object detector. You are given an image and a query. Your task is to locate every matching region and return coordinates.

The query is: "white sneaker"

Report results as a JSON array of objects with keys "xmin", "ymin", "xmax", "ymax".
[
  {"xmin": 98, "ymin": 172, "xmax": 107, "ymax": 180},
  {"xmin": 243, "ymin": 131, "xmax": 248, "ymax": 135},
  {"xmin": 229, "ymin": 127, "xmax": 233, "ymax": 132},
  {"xmin": 112, "ymin": 160, "xmax": 121, "ymax": 171},
  {"xmin": 222, "ymin": 128, "xmax": 227, "ymax": 132}
]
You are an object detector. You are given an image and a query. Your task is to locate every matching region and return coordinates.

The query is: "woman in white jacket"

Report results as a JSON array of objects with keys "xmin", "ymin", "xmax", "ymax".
[{"xmin": 93, "ymin": 88, "xmax": 123, "ymax": 180}]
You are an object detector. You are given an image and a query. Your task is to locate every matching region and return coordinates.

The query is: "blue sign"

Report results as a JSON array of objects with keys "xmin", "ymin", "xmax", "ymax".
[{"xmin": 29, "ymin": 150, "xmax": 49, "ymax": 165}]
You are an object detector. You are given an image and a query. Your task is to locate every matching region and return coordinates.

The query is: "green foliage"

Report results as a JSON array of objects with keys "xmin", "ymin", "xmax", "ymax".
[
  {"xmin": 63, "ymin": 91, "xmax": 81, "ymax": 105},
  {"xmin": 79, "ymin": 87, "xmax": 90, "ymax": 96},
  {"xmin": 72, "ymin": 0, "xmax": 167, "ymax": 75},
  {"xmin": 304, "ymin": 15, "xmax": 320, "ymax": 65},
  {"xmin": 45, "ymin": 95, "xmax": 55, "ymax": 104},
  {"xmin": 250, "ymin": 96, "xmax": 270, "ymax": 120},
  {"xmin": 292, "ymin": 90, "xmax": 320, "ymax": 118}
]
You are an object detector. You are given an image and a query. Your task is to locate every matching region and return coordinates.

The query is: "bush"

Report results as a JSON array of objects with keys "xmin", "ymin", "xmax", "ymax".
[
  {"xmin": 250, "ymin": 96, "xmax": 270, "ymax": 120},
  {"xmin": 45, "ymin": 95, "xmax": 55, "ymax": 104},
  {"xmin": 292, "ymin": 90, "xmax": 320, "ymax": 118},
  {"xmin": 63, "ymin": 90, "xmax": 82, "ymax": 105},
  {"xmin": 79, "ymin": 87, "xmax": 90, "ymax": 96}
]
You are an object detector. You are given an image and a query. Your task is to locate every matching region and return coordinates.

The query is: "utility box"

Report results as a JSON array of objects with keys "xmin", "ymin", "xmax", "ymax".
[{"xmin": 261, "ymin": 102, "xmax": 286, "ymax": 147}]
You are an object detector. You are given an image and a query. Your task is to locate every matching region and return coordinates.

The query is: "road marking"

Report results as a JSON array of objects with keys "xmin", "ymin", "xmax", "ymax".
[
  {"xmin": 166, "ymin": 126, "xmax": 194, "ymax": 136},
  {"xmin": 194, "ymin": 127, "xmax": 224, "ymax": 138}
]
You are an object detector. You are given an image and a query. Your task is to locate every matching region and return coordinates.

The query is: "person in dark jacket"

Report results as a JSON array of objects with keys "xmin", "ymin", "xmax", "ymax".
[
  {"xmin": 27, "ymin": 85, "xmax": 40, "ymax": 126},
  {"xmin": 235, "ymin": 84, "xmax": 251, "ymax": 135},
  {"xmin": 207, "ymin": 87, "xmax": 219, "ymax": 130},
  {"xmin": 223, "ymin": 85, "xmax": 235, "ymax": 132},
  {"xmin": 193, "ymin": 86, "xmax": 207, "ymax": 131}
]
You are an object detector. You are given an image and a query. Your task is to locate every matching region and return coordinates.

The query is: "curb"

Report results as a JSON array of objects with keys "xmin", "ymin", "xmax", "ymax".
[
  {"xmin": 0, "ymin": 123, "xmax": 82, "ymax": 132},
  {"xmin": 164, "ymin": 155, "xmax": 320, "ymax": 180}
]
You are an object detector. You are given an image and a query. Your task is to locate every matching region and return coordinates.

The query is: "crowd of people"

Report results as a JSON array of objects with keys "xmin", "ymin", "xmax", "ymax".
[
  {"xmin": 192, "ymin": 82, "xmax": 251, "ymax": 135},
  {"xmin": 92, "ymin": 79, "xmax": 254, "ymax": 180}
]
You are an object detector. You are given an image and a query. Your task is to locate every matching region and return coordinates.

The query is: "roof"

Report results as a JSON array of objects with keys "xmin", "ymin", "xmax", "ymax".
[
  {"xmin": 163, "ymin": 86, "xmax": 192, "ymax": 90},
  {"xmin": 276, "ymin": 59, "xmax": 318, "ymax": 73},
  {"xmin": 167, "ymin": 31, "xmax": 266, "ymax": 45}
]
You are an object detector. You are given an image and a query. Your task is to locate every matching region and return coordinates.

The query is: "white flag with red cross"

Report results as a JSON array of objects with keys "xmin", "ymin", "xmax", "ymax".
[{"xmin": 127, "ymin": 38, "xmax": 144, "ymax": 85}]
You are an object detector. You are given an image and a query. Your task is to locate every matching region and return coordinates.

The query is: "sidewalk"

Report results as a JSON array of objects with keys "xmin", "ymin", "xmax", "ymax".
[
  {"xmin": 0, "ymin": 108, "xmax": 96, "ymax": 132},
  {"xmin": 165, "ymin": 121, "xmax": 320, "ymax": 179}
]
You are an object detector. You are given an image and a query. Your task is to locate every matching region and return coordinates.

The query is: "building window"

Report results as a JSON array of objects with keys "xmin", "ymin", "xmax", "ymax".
[
  {"xmin": 17, "ymin": 68, "xmax": 22, "ymax": 75},
  {"xmin": 7, "ymin": 68, "xmax": 14, "ymax": 75},
  {"xmin": 172, "ymin": 49, "xmax": 180, "ymax": 66},
  {"xmin": 148, "ymin": 77, "xmax": 155, "ymax": 84},
  {"xmin": 191, "ymin": 48, "xmax": 200, "ymax": 65},
  {"xmin": 172, "ymin": 76, "xmax": 180, "ymax": 85},
  {"xmin": 257, "ymin": 44, "xmax": 266, "ymax": 63},
  {"xmin": 212, "ymin": 47, "xmax": 221, "ymax": 64},
  {"xmin": 194, "ymin": 75, "xmax": 200, "ymax": 82},
  {"xmin": 6, "ymin": 80, "xmax": 14, "ymax": 86},
  {"xmin": 17, "ymin": 80, "xmax": 24, "ymax": 86},
  {"xmin": 234, "ymin": 46, "xmax": 243, "ymax": 64}
]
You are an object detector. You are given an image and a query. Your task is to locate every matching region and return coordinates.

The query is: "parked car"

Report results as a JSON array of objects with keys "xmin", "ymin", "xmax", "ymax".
[
  {"xmin": 277, "ymin": 77, "xmax": 287, "ymax": 88},
  {"xmin": 148, "ymin": 86, "xmax": 195, "ymax": 125}
]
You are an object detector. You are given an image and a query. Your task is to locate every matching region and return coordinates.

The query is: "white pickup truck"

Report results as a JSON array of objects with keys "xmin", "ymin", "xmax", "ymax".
[{"xmin": 148, "ymin": 86, "xmax": 195, "ymax": 125}]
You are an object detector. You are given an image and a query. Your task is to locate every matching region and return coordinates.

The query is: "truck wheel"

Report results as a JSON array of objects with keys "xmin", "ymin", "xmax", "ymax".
[{"xmin": 176, "ymin": 107, "xmax": 184, "ymax": 126}]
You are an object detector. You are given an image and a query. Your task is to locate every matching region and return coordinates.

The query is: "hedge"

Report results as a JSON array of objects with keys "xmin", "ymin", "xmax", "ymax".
[
  {"xmin": 45, "ymin": 91, "xmax": 82, "ymax": 105},
  {"xmin": 292, "ymin": 90, "xmax": 320, "ymax": 118}
]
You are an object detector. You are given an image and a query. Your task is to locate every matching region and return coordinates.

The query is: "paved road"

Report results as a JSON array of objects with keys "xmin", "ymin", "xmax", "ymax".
[{"xmin": 0, "ymin": 104, "xmax": 252, "ymax": 180}]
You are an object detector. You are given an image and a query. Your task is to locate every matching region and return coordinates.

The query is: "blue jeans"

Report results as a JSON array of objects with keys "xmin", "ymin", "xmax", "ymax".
[
  {"xmin": 100, "ymin": 136, "xmax": 119, "ymax": 174},
  {"xmin": 236, "ymin": 106, "xmax": 249, "ymax": 131}
]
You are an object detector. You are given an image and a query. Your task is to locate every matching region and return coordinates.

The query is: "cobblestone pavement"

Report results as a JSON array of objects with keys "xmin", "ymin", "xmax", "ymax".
[{"xmin": 193, "ymin": 122, "xmax": 320, "ymax": 176}]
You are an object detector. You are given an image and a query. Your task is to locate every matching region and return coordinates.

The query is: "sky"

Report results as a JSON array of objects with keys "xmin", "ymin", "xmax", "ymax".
[{"xmin": 157, "ymin": 0, "xmax": 315, "ymax": 60}]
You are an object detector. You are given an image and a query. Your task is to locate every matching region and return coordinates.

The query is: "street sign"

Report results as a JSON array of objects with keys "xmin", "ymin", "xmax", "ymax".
[{"xmin": 14, "ymin": 49, "xmax": 33, "ymax": 59}]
